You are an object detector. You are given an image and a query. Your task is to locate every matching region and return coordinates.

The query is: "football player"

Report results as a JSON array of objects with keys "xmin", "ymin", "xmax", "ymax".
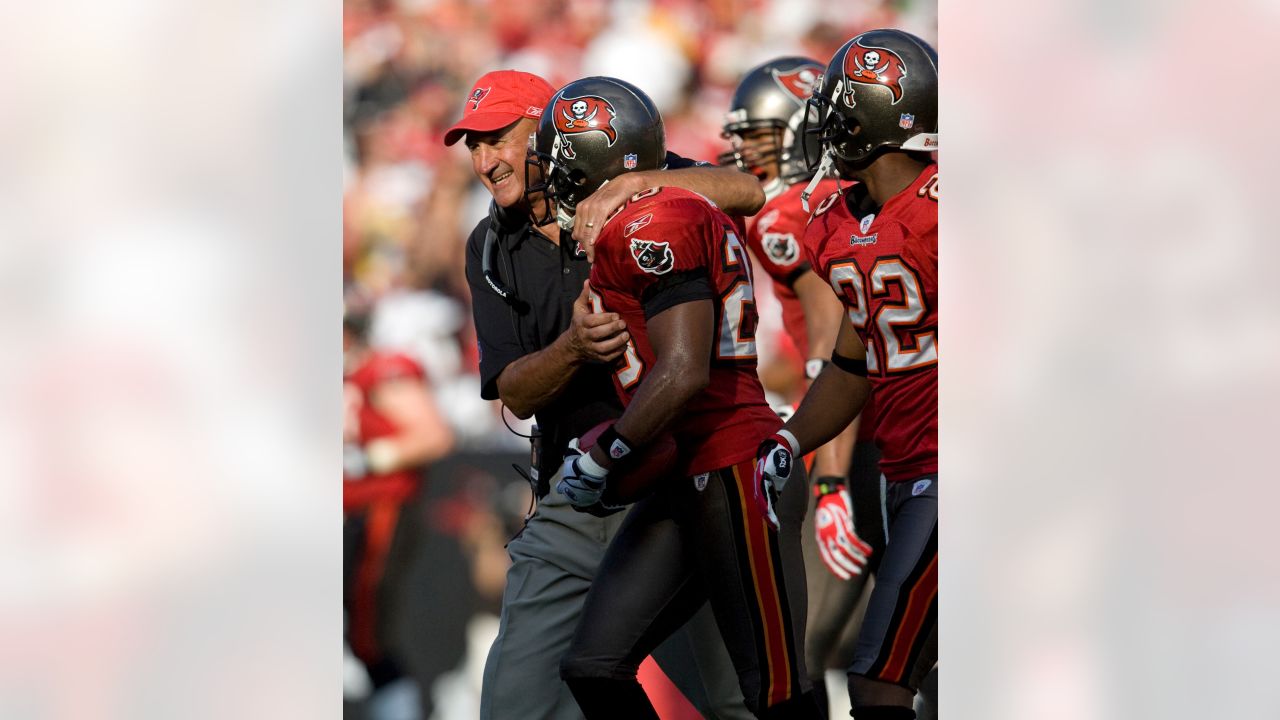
[
  {"xmin": 723, "ymin": 56, "xmax": 883, "ymax": 717},
  {"xmin": 754, "ymin": 29, "xmax": 939, "ymax": 720},
  {"xmin": 531, "ymin": 76, "xmax": 820, "ymax": 719}
]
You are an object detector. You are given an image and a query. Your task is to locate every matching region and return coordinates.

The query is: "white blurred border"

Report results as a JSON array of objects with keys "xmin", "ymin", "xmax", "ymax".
[
  {"xmin": 0, "ymin": 0, "xmax": 340, "ymax": 716},
  {"xmin": 943, "ymin": 0, "xmax": 1280, "ymax": 717}
]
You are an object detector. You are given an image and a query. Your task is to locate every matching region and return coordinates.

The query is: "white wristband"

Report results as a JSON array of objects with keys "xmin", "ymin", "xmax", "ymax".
[
  {"xmin": 577, "ymin": 449, "xmax": 609, "ymax": 478},
  {"xmin": 365, "ymin": 439, "xmax": 400, "ymax": 474},
  {"xmin": 776, "ymin": 428, "xmax": 801, "ymax": 456}
]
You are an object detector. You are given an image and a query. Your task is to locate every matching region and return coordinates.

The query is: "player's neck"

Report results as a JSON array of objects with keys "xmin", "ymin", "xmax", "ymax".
[
  {"xmin": 857, "ymin": 153, "xmax": 930, "ymax": 206},
  {"xmin": 760, "ymin": 175, "xmax": 785, "ymax": 202},
  {"xmin": 532, "ymin": 216, "xmax": 559, "ymax": 244}
]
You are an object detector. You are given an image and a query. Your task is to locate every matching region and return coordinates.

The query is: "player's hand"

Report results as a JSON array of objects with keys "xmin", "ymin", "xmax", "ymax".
[
  {"xmin": 558, "ymin": 438, "xmax": 609, "ymax": 507},
  {"xmin": 813, "ymin": 479, "xmax": 872, "ymax": 580},
  {"xmin": 752, "ymin": 431, "xmax": 798, "ymax": 530},
  {"xmin": 567, "ymin": 281, "xmax": 630, "ymax": 364},
  {"xmin": 571, "ymin": 173, "xmax": 646, "ymax": 249},
  {"xmin": 755, "ymin": 431, "xmax": 798, "ymax": 491}
]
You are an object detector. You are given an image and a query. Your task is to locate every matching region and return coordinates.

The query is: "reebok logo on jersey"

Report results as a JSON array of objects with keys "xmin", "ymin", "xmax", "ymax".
[
  {"xmin": 468, "ymin": 86, "xmax": 491, "ymax": 111},
  {"xmin": 630, "ymin": 238, "xmax": 675, "ymax": 275},
  {"xmin": 849, "ymin": 233, "xmax": 878, "ymax": 246},
  {"xmin": 912, "ymin": 478, "xmax": 932, "ymax": 496},
  {"xmin": 623, "ymin": 213, "xmax": 653, "ymax": 237}
]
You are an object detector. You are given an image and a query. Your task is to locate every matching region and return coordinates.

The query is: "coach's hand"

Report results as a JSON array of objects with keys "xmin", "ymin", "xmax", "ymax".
[
  {"xmin": 558, "ymin": 438, "xmax": 609, "ymax": 507},
  {"xmin": 753, "ymin": 430, "xmax": 800, "ymax": 530},
  {"xmin": 571, "ymin": 173, "xmax": 646, "ymax": 250},
  {"xmin": 813, "ymin": 479, "xmax": 872, "ymax": 580},
  {"xmin": 566, "ymin": 281, "xmax": 630, "ymax": 364}
]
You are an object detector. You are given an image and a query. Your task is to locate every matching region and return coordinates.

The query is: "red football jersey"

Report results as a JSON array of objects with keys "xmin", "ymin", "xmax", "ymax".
[
  {"xmin": 343, "ymin": 351, "xmax": 426, "ymax": 509},
  {"xmin": 803, "ymin": 164, "xmax": 938, "ymax": 483},
  {"xmin": 589, "ymin": 187, "xmax": 782, "ymax": 476},
  {"xmin": 744, "ymin": 179, "xmax": 841, "ymax": 355}
]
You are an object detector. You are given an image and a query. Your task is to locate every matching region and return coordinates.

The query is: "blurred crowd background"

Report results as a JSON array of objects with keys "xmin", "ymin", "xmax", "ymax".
[{"xmin": 342, "ymin": 0, "xmax": 935, "ymax": 718}]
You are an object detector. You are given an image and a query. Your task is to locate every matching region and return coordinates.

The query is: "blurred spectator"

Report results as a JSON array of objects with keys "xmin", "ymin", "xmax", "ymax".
[{"xmin": 343, "ymin": 295, "xmax": 455, "ymax": 719}]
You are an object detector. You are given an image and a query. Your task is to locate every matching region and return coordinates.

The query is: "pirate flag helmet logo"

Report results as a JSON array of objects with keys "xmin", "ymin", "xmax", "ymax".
[
  {"xmin": 552, "ymin": 95, "xmax": 619, "ymax": 160},
  {"xmin": 771, "ymin": 65, "xmax": 821, "ymax": 101},
  {"xmin": 842, "ymin": 40, "xmax": 908, "ymax": 105}
]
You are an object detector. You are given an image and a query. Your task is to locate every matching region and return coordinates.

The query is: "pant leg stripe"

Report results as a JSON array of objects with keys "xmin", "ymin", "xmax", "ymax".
[
  {"xmin": 880, "ymin": 551, "xmax": 938, "ymax": 681},
  {"xmin": 351, "ymin": 500, "xmax": 401, "ymax": 663},
  {"xmin": 730, "ymin": 462, "xmax": 792, "ymax": 706}
]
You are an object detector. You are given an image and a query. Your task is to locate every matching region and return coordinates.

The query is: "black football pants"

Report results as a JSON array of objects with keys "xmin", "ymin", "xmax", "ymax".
[{"xmin": 560, "ymin": 458, "xmax": 819, "ymax": 718}]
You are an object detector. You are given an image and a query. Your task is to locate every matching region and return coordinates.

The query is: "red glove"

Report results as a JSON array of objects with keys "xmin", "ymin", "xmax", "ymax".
[{"xmin": 813, "ymin": 478, "xmax": 872, "ymax": 580}]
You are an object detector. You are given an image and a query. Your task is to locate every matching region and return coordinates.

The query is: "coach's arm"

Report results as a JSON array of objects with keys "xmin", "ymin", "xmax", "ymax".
[
  {"xmin": 571, "ymin": 164, "xmax": 765, "ymax": 248},
  {"xmin": 495, "ymin": 282, "xmax": 631, "ymax": 419}
]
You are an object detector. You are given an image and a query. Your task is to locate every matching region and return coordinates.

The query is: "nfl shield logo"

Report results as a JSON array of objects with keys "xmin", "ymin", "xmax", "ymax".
[
  {"xmin": 899, "ymin": 113, "xmax": 915, "ymax": 129},
  {"xmin": 623, "ymin": 153, "xmax": 638, "ymax": 169}
]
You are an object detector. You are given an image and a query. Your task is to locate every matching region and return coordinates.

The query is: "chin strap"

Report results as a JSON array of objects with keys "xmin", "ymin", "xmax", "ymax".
[
  {"xmin": 761, "ymin": 176, "xmax": 786, "ymax": 203},
  {"xmin": 801, "ymin": 149, "xmax": 835, "ymax": 213},
  {"xmin": 555, "ymin": 206, "xmax": 575, "ymax": 231}
]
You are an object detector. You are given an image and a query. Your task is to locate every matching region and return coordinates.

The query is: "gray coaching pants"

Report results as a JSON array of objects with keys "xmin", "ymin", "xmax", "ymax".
[{"xmin": 480, "ymin": 477, "xmax": 754, "ymax": 720}]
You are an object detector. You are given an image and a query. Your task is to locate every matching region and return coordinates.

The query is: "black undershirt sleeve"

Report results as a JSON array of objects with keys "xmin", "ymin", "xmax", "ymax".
[
  {"xmin": 640, "ymin": 269, "xmax": 715, "ymax": 319},
  {"xmin": 782, "ymin": 261, "xmax": 813, "ymax": 288}
]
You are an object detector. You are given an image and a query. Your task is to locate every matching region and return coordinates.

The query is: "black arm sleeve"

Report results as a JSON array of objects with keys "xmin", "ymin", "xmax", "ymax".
[
  {"xmin": 640, "ymin": 269, "xmax": 715, "ymax": 319},
  {"xmin": 664, "ymin": 151, "xmax": 712, "ymax": 169},
  {"xmin": 464, "ymin": 219, "xmax": 524, "ymax": 400},
  {"xmin": 782, "ymin": 262, "xmax": 813, "ymax": 288}
]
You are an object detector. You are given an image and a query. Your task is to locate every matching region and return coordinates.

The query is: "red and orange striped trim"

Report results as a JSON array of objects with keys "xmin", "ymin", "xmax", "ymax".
[{"xmin": 730, "ymin": 460, "xmax": 793, "ymax": 706}]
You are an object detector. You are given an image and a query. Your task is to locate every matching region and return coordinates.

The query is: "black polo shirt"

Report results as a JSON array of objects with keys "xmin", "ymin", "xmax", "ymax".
[{"xmin": 464, "ymin": 152, "xmax": 706, "ymax": 488}]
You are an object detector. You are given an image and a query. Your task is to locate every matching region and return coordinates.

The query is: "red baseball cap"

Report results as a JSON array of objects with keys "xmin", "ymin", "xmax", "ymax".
[{"xmin": 443, "ymin": 70, "xmax": 556, "ymax": 147}]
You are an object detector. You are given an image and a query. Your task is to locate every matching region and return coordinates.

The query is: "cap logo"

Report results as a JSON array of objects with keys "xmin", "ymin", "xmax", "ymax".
[
  {"xmin": 468, "ymin": 86, "xmax": 491, "ymax": 111},
  {"xmin": 842, "ymin": 40, "xmax": 908, "ymax": 105},
  {"xmin": 771, "ymin": 65, "xmax": 821, "ymax": 101},
  {"xmin": 553, "ymin": 94, "xmax": 619, "ymax": 148},
  {"xmin": 527, "ymin": 105, "xmax": 544, "ymax": 117}
]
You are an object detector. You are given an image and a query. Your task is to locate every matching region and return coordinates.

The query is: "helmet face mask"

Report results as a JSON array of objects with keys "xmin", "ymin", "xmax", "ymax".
[
  {"xmin": 526, "ymin": 77, "xmax": 666, "ymax": 231},
  {"xmin": 723, "ymin": 57, "xmax": 825, "ymax": 186},
  {"xmin": 722, "ymin": 123, "xmax": 784, "ymax": 180},
  {"xmin": 801, "ymin": 30, "xmax": 938, "ymax": 174},
  {"xmin": 523, "ymin": 132, "xmax": 557, "ymax": 227}
]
